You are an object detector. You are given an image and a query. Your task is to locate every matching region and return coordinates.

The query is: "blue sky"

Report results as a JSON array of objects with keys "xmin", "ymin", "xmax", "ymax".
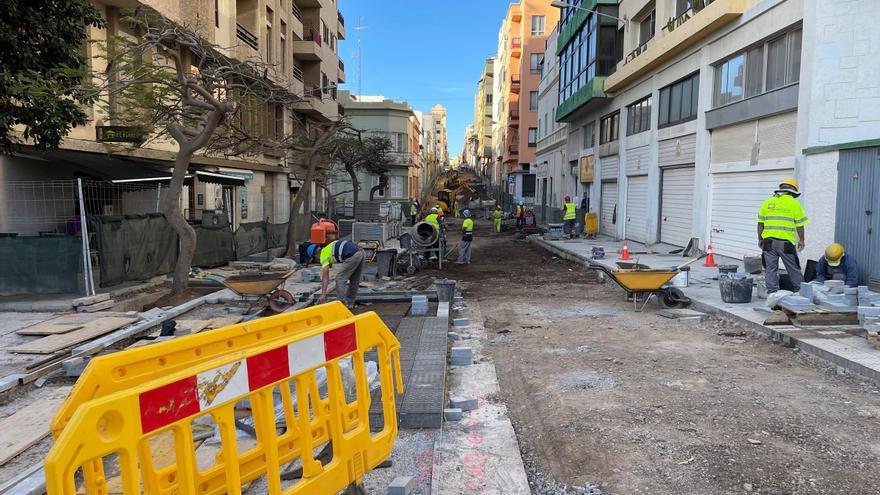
[{"xmin": 338, "ymin": 0, "xmax": 513, "ymax": 159}]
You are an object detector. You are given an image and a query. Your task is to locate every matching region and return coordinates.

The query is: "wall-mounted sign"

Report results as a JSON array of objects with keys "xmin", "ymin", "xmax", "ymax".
[
  {"xmin": 580, "ymin": 155, "xmax": 595, "ymax": 183},
  {"xmin": 95, "ymin": 126, "xmax": 145, "ymax": 143}
]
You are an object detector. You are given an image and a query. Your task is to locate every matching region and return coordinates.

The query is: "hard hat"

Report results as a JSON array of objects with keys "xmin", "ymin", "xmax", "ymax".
[
  {"xmin": 825, "ymin": 243, "xmax": 845, "ymax": 266},
  {"xmin": 431, "ymin": 206, "xmax": 440, "ymax": 212},
  {"xmin": 463, "ymin": 209, "xmax": 472, "ymax": 217},
  {"xmin": 775, "ymin": 178, "xmax": 801, "ymax": 196},
  {"xmin": 306, "ymin": 244, "xmax": 319, "ymax": 258},
  {"xmin": 564, "ymin": 195, "xmax": 571, "ymax": 202}
]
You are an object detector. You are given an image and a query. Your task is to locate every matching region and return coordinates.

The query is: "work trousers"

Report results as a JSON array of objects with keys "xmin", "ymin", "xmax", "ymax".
[
  {"xmin": 515, "ymin": 215, "xmax": 523, "ymax": 229},
  {"xmin": 762, "ymin": 238, "xmax": 803, "ymax": 293},
  {"xmin": 458, "ymin": 240, "xmax": 472, "ymax": 263},
  {"xmin": 335, "ymin": 249, "xmax": 365, "ymax": 308},
  {"xmin": 563, "ymin": 219, "xmax": 575, "ymax": 237},
  {"xmin": 410, "ymin": 215, "xmax": 416, "ymax": 226},
  {"xmin": 493, "ymin": 218, "xmax": 502, "ymax": 232}
]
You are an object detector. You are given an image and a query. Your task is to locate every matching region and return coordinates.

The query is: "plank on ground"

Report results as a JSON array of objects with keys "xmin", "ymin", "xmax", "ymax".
[
  {"xmin": 17, "ymin": 323, "xmax": 84, "ymax": 336},
  {"xmin": 0, "ymin": 387, "xmax": 71, "ymax": 465},
  {"xmin": 204, "ymin": 316, "xmax": 243, "ymax": 331},
  {"xmin": 8, "ymin": 317, "xmax": 138, "ymax": 354}
]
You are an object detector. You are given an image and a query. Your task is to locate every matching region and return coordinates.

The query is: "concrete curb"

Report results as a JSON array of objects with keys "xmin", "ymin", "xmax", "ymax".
[{"xmin": 530, "ymin": 235, "xmax": 880, "ymax": 386}]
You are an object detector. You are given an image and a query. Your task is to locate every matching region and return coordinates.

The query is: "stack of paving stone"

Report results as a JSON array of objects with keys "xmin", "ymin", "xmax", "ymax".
[
  {"xmin": 410, "ymin": 295, "xmax": 428, "ymax": 316},
  {"xmin": 858, "ymin": 286, "xmax": 880, "ymax": 347}
]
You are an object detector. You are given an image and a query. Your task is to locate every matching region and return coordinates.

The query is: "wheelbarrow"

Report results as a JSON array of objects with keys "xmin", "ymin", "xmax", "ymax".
[
  {"xmin": 215, "ymin": 271, "xmax": 295, "ymax": 313},
  {"xmin": 588, "ymin": 262, "xmax": 691, "ymax": 311}
]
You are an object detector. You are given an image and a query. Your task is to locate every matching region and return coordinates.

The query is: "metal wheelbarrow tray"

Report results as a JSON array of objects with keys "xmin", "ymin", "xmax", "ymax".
[
  {"xmin": 219, "ymin": 271, "xmax": 295, "ymax": 313},
  {"xmin": 588, "ymin": 262, "xmax": 690, "ymax": 311}
]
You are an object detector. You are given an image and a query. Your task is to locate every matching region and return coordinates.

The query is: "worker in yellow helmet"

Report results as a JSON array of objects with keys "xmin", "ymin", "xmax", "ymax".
[
  {"xmin": 757, "ymin": 178, "xmax": 808, "ymax": 293},
  {"xmin": 492, "ymin": 205, "xmax": 504, "ymax": 233},
  {"xmin": 815, "ymin": 243, "xmax": 859, "ymax": 287},
  {"xmin": 562, "ymin": 195, "xmax": 577, "ymax": 238}
]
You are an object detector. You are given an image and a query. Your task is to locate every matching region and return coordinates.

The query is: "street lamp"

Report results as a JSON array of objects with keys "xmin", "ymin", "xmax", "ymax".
[{"xmin": 550, "ymin": 0, "xmax": 628, "ymax": 30}]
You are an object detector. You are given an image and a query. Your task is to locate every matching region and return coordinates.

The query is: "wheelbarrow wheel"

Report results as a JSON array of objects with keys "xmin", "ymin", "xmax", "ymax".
[
  {"xmin": 660, "ymin": 287, "xmax": 690, "ymax": 309},
  {"xmin": 268, "ymin": 289, "xmax": 295, "ymax": 313}
]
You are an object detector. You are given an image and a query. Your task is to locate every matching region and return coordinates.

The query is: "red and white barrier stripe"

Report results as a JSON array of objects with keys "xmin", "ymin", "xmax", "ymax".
[{"xmin": 139, "ymin": 323, "xmax": 357, "ymax": 433}]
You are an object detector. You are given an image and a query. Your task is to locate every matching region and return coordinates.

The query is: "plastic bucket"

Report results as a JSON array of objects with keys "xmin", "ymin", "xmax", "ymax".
[
  {"xmin": 670, "ymin": 267, "xmax": 690, "ymax": 288},
  {"xmin": 376, "ymin": 249, "xmax": 397, "ymax": 277},
  {"xmin": 719, "ymin": 276, "xmax": 753, "ymax": 303},
  {"xmin": 718, "ymin": 264, "xmax": 739, "ymax": 277},
  {"xmin": 434, "ymin": 279, "xmax": 457, "ymax": 303},
  {"xmin": 398, "ymin": 233, "xmax": 412, "ymax": 250}
]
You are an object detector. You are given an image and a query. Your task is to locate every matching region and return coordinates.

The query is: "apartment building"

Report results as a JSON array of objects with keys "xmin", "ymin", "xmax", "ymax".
[
  {"xmin": 431, "ymin": 104, "xmax": 450, "ymax": 165},
  {"xmin": 332, "ymin": 92, "xmax": 422, "ymax": 206},
  {"xmin": 0, "ymin": 0, "xmax": 345, "ymax": 235},
  {"xmin": 492, "ymin": 1, "xmax": 559, "ymax": 204},
  {"xmin": 474, "ymin": 57, "xmax": 496, "ymax": 178},
  {"xmin": 534, "ymin": 26, "xmax": 570, "ymax": 221},
  {"xmin": 463, "ymin": 124, "xmax": 477, "ymax": 168},
  {"xmin": 544, "ymin": 0, "xmax": 880, "ymax": 287}
]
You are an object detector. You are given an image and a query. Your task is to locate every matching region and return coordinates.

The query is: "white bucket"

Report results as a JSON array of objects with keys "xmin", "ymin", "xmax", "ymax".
[{"xmin": 670, "ymin": 269, "xmax": 689, "ymax": 288}]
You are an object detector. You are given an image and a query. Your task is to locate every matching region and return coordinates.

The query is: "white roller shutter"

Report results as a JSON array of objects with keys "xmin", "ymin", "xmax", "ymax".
[
  {"xmin": 600, "ymin": 181, "xmax": 618, "ymax": 237},
  {"xmin": 625, "ymin": 176, "xmax": 649, "ymax": 243},
  {"xmin": 660, "ymin": 167, "xmax": 695, "ymax": 247},
  {"xmin": 710, "ymin": 169, "xmax": 794, "ymax": 259}
]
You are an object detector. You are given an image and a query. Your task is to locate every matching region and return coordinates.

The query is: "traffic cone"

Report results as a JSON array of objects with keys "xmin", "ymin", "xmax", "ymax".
[
  {"xmin": 703, "ymin": 244, "xmax": 718, "ymax": 267},
  {"xmin": 620, "ymin": 241, "xmax": 632, "ymax": 261}
]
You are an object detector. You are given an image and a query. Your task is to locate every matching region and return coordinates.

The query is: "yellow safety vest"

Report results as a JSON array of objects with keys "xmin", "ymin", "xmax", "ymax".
[
  {"xmin": 425, "ymin": 213, "xmax": 440, "ymax": 228},
  {"xmin": 493, "ymin": 210, "xmax": 503, "ymax": 219},
  {"xmin": 462, "ymin": 218, "xmax": 474, "ymax": 233},
  {"xmin": 563, "ymin": 202, "xmax": 577, "ymax": 220},
  {"xmin": 757, "ymin": 194, "xmax": 808, "ymax": 246},
  {"xmin": 410, "ymin": 204, "xmax": 418, "ymax": 216}
]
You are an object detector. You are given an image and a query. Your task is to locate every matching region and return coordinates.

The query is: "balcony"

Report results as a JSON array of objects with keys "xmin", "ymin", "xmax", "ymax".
[
  {"xmin": 291, "ymin": 2, "xmax": 303, "ymax": 21},
  {"xmin": 292, "ymin": 64, "xmax": 304, "ymax": 82},
  {"xmin": 605, "ymin": 0, "xmax": 746, "ymax": 91},
  {"xmin": 511, "ymin": 37, "xmax": 522, "ymax": 57},
  {"xmin": 556, "ymin": 77, "xmax": 608, "ymax": 122},
  {"xmin": 236, "ymin": 23, "xmax": 258, "ymax": 51},
  {"xmin": 511, "ymin": 8, "xmax": 522, "ymax": 22},
  {"xmin": 292, "ymin": 84, "xmax": 339, "ymax": 121},
  {"xmin": 293, "ymin": 26, "xmax": 322, "ymax": 61},
  {"xmin": 337, "ymin": 12, "xmax": 346, "ymax": 40},
  {"xmin": 338, "ymin": 59, "xmax": 346, "ymax": 83},
  {"xmin": 509, "ymin": 103, "xmax": 519, "ymax": 125},
  {"xmin": 510, "ymin": 74, "xmax": 520, "ymax": 93}
]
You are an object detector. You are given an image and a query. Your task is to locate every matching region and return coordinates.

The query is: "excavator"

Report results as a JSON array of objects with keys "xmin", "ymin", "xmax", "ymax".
[{"xmin": 435, "ymin": 177, "xmax": 476, "ymax": 214}]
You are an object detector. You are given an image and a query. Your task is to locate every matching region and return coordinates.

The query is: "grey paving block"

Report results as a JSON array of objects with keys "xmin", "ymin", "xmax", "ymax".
[
  {"xmin": 443, "ymin": 408, "xmax": 463, "ymax": 421},
  {"xmin": 658, "ymin": 308, "xmax": 709, "ymax": 321},
  {"xmin": 844, "ymin": 287, "xmax": 859, "ymax": 295},
  {"xmin": 450, "ymin": 347, "xmax": 473, "ymax": 366},
  {"xmin": 453, "ymin": 318, "xmax": 469, "ymax": 327},
  {"xmin": 388, "ymin": 476, "xmax": 415, "ymax": 495},
  {"xmin": 448, "ymin": 332, "xmax": 461, "ymax": 340},
  {"xmin": 859, "ymin": 306, "xmax": 880, "ymax": 319},
  {"xmin": 799, "ymin": 282, "xmax": 816, "ymax": 300},
  {"xmin": 824, "ymin": 280, "xmax": 845, "ymax": 289},
  {"xmin": 449, "ymin": 395, "xmax": 478, "ymax": 411}
]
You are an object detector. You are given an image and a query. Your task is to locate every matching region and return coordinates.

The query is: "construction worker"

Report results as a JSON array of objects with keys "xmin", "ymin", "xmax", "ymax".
[
  {"xmin": 308, "ymin": 240, "xmax": 365, "ymax": 309},
  {"xmin": 757, "ymin": 178, "xmax": 809, "ymax": 293},
  {"xmin": 815, "ymin": 243, "xmax": 859, "ymax": 287},
  {"xmin": 515, "ymin": 202, "xmax": 525, "ymax": 230},
  {"xmin": 492, "ymin": 205, "xmax": 503, "ymax": 233},
  {"xmin": 562, "ymin": 195, "xmax": 577, "ymax": 238},
  {"xmin": 457, "ymin": 209, "xmax": 474, "ymax": 264},
  {"xmin": 425, "ymin": 206, "xmax": 442, "ymax": 230},
  {"xmin": 410, "ymin": 198, "xmax": 419, "ymax": 226}
]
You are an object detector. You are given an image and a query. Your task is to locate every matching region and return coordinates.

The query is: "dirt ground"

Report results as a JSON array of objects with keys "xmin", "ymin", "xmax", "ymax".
[{"xmin": 423, "ymin": 219, "xmax": 880, "ymax": 495}]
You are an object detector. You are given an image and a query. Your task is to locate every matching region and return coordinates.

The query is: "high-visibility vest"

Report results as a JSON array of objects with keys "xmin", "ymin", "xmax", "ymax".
[
  {"xmin": 320, "ymin": 240, "xmax": 357, "ymax": 268},
  {"xmin": 493, "ymin": 210, "xmax": 503, "ymax": 219},
  {"xmin": 462, "ymin": 218, "xmax": 474, "ymax": 233},
  {"xmin": 757, "ymin": 194, "xmax": 808, "ymax": 246},
  {"xmin": 516, "ymin": 205, "xmax": 524, "ymax": 217},
  {"xmin": 410, "ymin": 204, "xmax": 418, "ymax": 216},
  {"xmin": 563, "ymin": 202, "xmax": 577, "ymax": 220},
  {"xmin": 425, "ymin": 213, "xmax": 440, "ymax": 228}
]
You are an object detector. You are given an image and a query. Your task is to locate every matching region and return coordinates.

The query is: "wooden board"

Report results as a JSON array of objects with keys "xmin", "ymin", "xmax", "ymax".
[
  {"xmin": 9, "ymin": 317, "xmax": 138, "ymax": 354},
  {"xmin": 17, "ymin": 323, "xmax": 83, "ymax": 336},
  {"xmin": 205, "ymin": 316, "xmax": 243, "ymax": 331},
  {"xmin": 175, "ymin": 319, "xmax": 212, "ymax": 334},
  {"xmin": 0, "ymin": 387, "xmax": 71, "ymax": 465},
  {"xmin": 792, "ymin": 312, "xmax": 859, "ymax": 327},
  {"xmin": 763, "ymin": 311, "xmax": 792, "ymax": 326}
]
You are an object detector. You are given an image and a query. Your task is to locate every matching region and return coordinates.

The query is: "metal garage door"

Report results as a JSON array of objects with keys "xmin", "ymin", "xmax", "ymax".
[
  {"xmin": 710, "ymin": 169, "xmax": 793, "ymax": 259},
  {"xmin": 836, "ymin": 148, "xmax": 880, "ymax": 289},
  {"xmin": 600, "ymin": 181, "xmax": 618, "ymax": 237},
  {"xmin": 625, "ymin": 175, "xmax": 649, "ymax": 243},
  {"xmin": 660, "ymin": 167, "xmax": 695, "ymax": 247}
]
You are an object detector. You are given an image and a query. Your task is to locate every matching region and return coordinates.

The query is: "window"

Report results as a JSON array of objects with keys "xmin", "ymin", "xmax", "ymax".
[
  {"xmin": 529, "ymin": 91, "xmax": 538, "ymax": 111},
  {"xmin": 394, "ymin": 133, "xmax": 405, "ymax": 152},
  {"xmin": 675, "ymin": 0, "xmax": 692, "ymax": 17},
  {"xmin": 214, "ymin": 0, "xmax": 219, "ymax": 28},
  {"xmin": 280, "ymin": 20, "xmax": 287, "ymax": 73},
  {"xmin": 322, "ymin": 21, "xmax": 329, "ymax": 44},
  {"xmin": 583, "ymin": 121, "xmax": 595, "ymax": 148},
  {"xmin": 627, "ymin": 96, "xmax": 651, "ymax": 135},
  {"xmin": 659, "ymin": 72, "xmax": 699, "ymax": 127},
  {"xmin": 530, "ymin": 54, "xmax": 543, "ymax": 73},
  {"xmin": 390, "ymin": 176, "xmax": 404, "ymax": 198},
  {"xmin": 528, "ymin": 128, "xmax": 538, "ymax": 147},
  {"xmin": 531, "ymin": 15, "xmax": 546, "ymax": 36},
  {"xmin": 713, "ymin": 29, "xmax": 802, "ymax": 107},
  {"xmin": 485, "ymin": 93, "xmax": 492, "ymax": 105},
  {"xmin": 638, "ymin": 8, "xmax": 656, "ymax": 46},
  {"xmin": 600, "ymin": 111, "xmax": 619, "ymax": 144},
  {"xmin": 266, "ymin": 8, "xmax": 273, "ymax": 61},
  {"xmin": 321, "ymin": 72, "xmax": 328, "ymax": 94},
  {"xmin": 558, "ymin": 7, "xmax": 621, "ymax": 106}
]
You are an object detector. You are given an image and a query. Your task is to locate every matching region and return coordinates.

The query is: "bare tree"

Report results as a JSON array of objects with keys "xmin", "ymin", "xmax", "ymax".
[{"xmin": 98, "ymin": 9, "xmax": 305, "ymax": 293}]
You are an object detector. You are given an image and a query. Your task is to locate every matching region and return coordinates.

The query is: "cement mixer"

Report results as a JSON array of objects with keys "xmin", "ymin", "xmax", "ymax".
[{"xmin": 405, "ymin": 221, "xmax": 445, "ymax": 273}]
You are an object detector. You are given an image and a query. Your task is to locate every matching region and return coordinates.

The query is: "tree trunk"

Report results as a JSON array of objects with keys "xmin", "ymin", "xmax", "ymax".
[
  {"xmin": 285, "ymin": 151, "xmax": 318, "ymax": 256},
  {"xmin": 162, "ymin": 147, "xmax": 197, "ymax": 294},
  {"xmin": 347, "ymin": 166, "xmax": 359, "ymax": 218}
]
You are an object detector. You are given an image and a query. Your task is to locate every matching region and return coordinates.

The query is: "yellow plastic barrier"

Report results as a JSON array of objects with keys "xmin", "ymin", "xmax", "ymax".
[
  {"xmin": 51, "ymin": 302, "xmax": 354, "ymax": 438},
  {"xmin": 584, "ymin": 212, "xmax": 599, "ymax": 237},
  {"xmin": 46, "ymin": 308, "xmax": 402, "ymax": 495}
]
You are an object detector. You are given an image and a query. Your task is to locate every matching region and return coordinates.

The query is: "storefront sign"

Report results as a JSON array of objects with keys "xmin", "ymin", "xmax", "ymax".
[
  {"xmin": 580, "ymin": 155, "xmax": 595, "ymax": 183},
  {"xmin": 95, "ymin": 126, "xmax": 144, "ymax": 143}
]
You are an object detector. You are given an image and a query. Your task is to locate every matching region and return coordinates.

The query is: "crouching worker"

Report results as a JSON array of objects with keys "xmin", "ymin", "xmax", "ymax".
[
  {"xmin": 815, "ymin": 243, "xmax": 859, "ymax": 287},
  {"xmin": 308, "ymin": 240, "xmax": 365, "ymax": 308}
]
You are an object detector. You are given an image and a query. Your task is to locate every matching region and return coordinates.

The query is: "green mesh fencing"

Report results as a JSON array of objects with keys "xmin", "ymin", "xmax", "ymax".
[
  {"xmin": 193, "ymin": 225, "xmax": 235, "ymax": 267},
  {"xmin": 0, "ymin": 236, "xmax": 82, "ymax": 295},
  {"xmin": 93, "ymin": 214, "xmax": 176, "ymax": 287}
]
